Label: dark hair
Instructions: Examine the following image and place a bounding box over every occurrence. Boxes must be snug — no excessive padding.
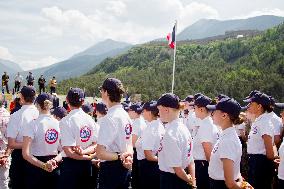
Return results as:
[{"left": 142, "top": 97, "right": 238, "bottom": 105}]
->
[
  {"left": 229, "top": 114, "right": 244, "bottom": 125},
  {"left": 262, "top": 104, "right": 273, "bottom": 113},
  {"left": 104, "top": 87, "right": 124, "bottom": 102},
  {"left": 150, "top": 109, "right": 159, "bottom": 118},
  {"left": 23, "top": 96, "right": 35, "bottom": 103},
  {"left": 68, "top": 99, "right": 83, "bottom": 108}
]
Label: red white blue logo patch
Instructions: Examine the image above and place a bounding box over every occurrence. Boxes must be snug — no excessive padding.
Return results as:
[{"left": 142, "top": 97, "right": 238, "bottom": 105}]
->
[
  {"left": 125, "top": 124, "right": 132, "bottom": 139},
  {"left": 80, "top": 126, "right": 92, "bottom": 142},
  {"left": 45, "top": 129, "right": 59, "bottom": 144}
]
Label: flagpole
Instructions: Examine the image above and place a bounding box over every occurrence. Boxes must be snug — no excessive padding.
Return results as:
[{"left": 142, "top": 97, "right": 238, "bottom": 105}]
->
[{"left": 171, "top": 21, "right": 177, "bottom": 93}]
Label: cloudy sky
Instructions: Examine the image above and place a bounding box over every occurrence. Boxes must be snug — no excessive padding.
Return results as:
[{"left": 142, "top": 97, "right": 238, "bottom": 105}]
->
[{"left": 0, "top": 0, "right": 283, "bottom": 70}]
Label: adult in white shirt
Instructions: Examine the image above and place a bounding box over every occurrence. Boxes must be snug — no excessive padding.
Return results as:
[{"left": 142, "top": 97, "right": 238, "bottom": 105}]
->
[
  {"left": 96, "top": 78, "right": 133, "bottom": 189},
  {"left": 207, "top": 97, "right": 243, "bottom": 189},
  {"left": 22, "top": 93, "right": 61, "bottom": 189},
  {"left": 136, "top": 101, "right": 164, "bottom": 189},
  {"left": 59, "top": 88, "right": 97, "bottom": 189},
  {"left": 245, "top": 92, "right": 275, "bottom": 189},
  {"left": 193, "top": 95, "right": 219, "bottom": 189},
  {"left": 7, "top": 86, "right": 39, "bottom": 189},
  {"left": 157, "top": 93, "right": 196, "bottom": 189},
  {"left": 14, "top": 72, "right": 23, "bottom": 92}
]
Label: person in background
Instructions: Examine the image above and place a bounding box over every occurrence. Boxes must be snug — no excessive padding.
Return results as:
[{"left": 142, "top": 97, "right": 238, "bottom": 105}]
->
[
  {"left": 49, "top": 76, "right": 57, "bottom": 94},
  {"left": 95, "top": 102, "right": 107, "bottom": 124},
  {"left": 157, "top": 93, "right": 196, "bottom": 189},
  {"left": 10, "top": 97, "right": 22, "bottom": 114},
  {"left": 244, "top": 92, "right": 275, "bottom": 189},
  {"left": 2, "top": 72, "right": 9, "bottom": 94},
  {"left": 14, "top": 72, "right": 23, "bottom": 93},
  {"left": 0, "top": 100, "right": 10, "bottom": 189},
  {"left": 26, "top": 72, "right": 35, "bottom": 86},
  {"left": 59, "top": 88, "right": 97, "bottom": 189},
  {"left": 52, "top": 93, "right": 59, "bottom": 109},
  {"left": 38, "top": 75, "right": 46, "bottom": 94},
  {"left": 7, "top": 86, "right": 39, "bottom": 189},
  {"left": 96, "top": 78, "right": 133, "bottom": 189},
  {"left": 22, "top": 93, "right": 61, "bottom": 189},
  {"left": 51, "top": 107, "right": 67, "bottom": 121},
  {"left": 207, "top": 97, "right": 244, "bottom": 189},
  {"left": 82, "top": 103, "right": 94, "bottom": 117}
]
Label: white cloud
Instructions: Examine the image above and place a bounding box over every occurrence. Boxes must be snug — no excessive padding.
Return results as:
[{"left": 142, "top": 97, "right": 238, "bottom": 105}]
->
[
  {"left": 39, "top": 1, "right": 219, "bottom": 43},
  {"left": 20, "top": 56, "right": 59, "bottom": 71},
  {"left": 0, "top": 46, "right": 13, "bottom": 61}
]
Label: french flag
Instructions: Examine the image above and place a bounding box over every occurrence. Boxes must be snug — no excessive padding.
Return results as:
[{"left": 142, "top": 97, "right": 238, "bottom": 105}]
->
[{"left": 166, "top": 24, "right": 176, "bottom": 49}]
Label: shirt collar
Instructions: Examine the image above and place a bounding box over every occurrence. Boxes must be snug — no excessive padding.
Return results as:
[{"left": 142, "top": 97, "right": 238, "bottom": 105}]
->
[{"left": 108, "top": 104, "right": 123, "bottom": 113}]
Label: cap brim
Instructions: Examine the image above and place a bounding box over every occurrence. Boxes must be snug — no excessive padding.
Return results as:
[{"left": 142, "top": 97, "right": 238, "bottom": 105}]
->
[
  {"left": 206, "top": 105, "right": 217, "bottom": 111},
  {"left": 275, "top": 103, "right": 284, "bottom": 109},
  {"left": 241, "top": 105, "right": 248, "bottom": 111},
  {"left": 243, "top": 98, "right": 252, "bottom": 103},
  {"left": 188, "top": 102, "right": 195, "bottom": 106}
]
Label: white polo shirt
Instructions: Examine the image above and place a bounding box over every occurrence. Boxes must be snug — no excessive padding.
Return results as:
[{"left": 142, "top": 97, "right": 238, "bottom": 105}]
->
[
  {"left": 208, "top": 127, "right": 242, "bottom": 180},
  {"left": 247, "top": 113, "right": 274, "bottom": 155},
  {"left": 7, "top": 105, "right": 39, "bottom": 143},
  {"left": 23, "top": 114, "right": 60, "bottom": 156},
  {"left": 132, "top": 116, "right": 147, "bottom": 138},
  {"left": 97, "top": 104, "right": 133, "bottom": 154},
  {"left": 266, "top": 112, "right": 282, "bottom": 136},
  {"left": 193, "top": 116, "right": 219, "bottom": 160},
  {"left": 136, "top": 119, "right": 165, "bottom": 160},
  {"left": 186, "top": 110, "right": 200, "bottom": 138},
  {"left": 158, "top": 118, "right": 193, "bottom": 174},
  {"left": 234, "top": 123, "right": 246, "bottom": 137},
  {"left": 278, "top": 141, "right": 284, "bottom": 180},
  {"left": 60, "top": 108, "right": 97, "bottom": 150}
]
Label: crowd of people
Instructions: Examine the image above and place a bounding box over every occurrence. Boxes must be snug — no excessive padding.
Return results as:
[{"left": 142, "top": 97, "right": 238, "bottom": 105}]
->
[
  {"left": 0, "top": 77, "right": 283, "bottom": 189},
  {"left": 1, "top": 71, "right": 57, "bottom": 94}
]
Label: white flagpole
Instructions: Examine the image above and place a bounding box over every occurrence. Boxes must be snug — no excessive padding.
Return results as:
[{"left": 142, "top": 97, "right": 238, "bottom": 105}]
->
[{"left": 171, "top": 21, "right": 177, "bottom": 93}]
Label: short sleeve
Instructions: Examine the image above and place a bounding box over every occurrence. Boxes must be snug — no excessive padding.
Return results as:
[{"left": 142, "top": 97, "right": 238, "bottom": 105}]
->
[
  {"left": 271, "top": 118, "right": 282, "bottom": 135},
  {"left": 60, "top": 119, "right": 76, "bottom": 147},
  {"left": 97, "top": 116, "right": 117, "bottom": 147},
  {"left": 22, "top": 121, "right": 35, "bottom": 139},
  {"left": 92, "top": 121, "right": 100, "bottom": 143},
  {"left": 219, "top": 139, "right": 239, "bottom": 162},
  {"left": 7, "top": 113, "right": 20, "bottom": 139},
  {"left": 162, "top": 133, "right": 182, "bottom": 167},
  {"left": 142, "top": 127, "right": 155, "bottom": 150},
  {"left": 198, "top": 124, "right": 213, "bottom": 143},
  {"left": 259, "top": 120, "right": 274, "bottom": 138}
]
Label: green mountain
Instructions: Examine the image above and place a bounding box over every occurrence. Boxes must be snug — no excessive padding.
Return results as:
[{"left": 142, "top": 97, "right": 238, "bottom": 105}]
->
[
  {"left": 177, "top": 15, "right": 284, "bottom": 40},
  {"left": 24, "top": 39, "right": 132, "bottom": 81},
  {"left": 57, "top": 22, "right": 284, "bottom": 103}
]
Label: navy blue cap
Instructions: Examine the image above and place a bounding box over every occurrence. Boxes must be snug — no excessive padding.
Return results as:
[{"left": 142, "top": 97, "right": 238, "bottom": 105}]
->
[
  {"left": 143, "top": 101, "right": 158, "bottom": 112},
  {"left": 275, "top": 103, "right": 284, "bottom": 109},
  {"left": 243, "top": 92, "right": 271, "bottom": 107},
  {"left": 96, "top": 102, "right": 107, "bottom": 114},
  {"left": 35, "top": 93, "right": 52, "bottom": 104},
  {"left": 217, "top": 94, "right": 229, "bottom": 101},
  {"left": 194, "top": 95, "right": 212, "bottom": 107},
  {"left": 121, "top": 102, "right": 130, "bottom": 111},
  {"left": 157, "top": 93, "right": 180, "bottom": 109},
  {"left": 244, "top": 90, "right": 261, "bottom": 100},
  {"left": 82, "top": 103, "right": 93, "bottom": 114},
  {"left": 20, "top": 86, "right": 36, "bottom": 97},
  {"left": 51, "top": 107, "right": 67, "bottom": 119},
  {"left": 67, "top": 88, "right": 84, "bottom": 104},
  {"left": 129, "top": 103, "right": 143, "bottom": 114},
  {"left": 194, "top": 93, "right": 203, "bottom": 100},
  {"left": 207, "top": 97, "right": 241, "bottom": 118},
  {"left": 183, "top": 95, "right": 194, "bottom": 102},
  {"left": 101, "top": 78, "right": 125, "bottom": 93}
]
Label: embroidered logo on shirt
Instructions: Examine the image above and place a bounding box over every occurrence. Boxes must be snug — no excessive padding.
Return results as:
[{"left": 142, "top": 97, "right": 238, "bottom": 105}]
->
[
  {"left": 80, "top": 126, "right": 92, "bottom": 142},
  {"left": 252, "top": 126, "right": 258, "bottom": 134},
  {"left": 125, "top": 124, "right": 132, "bottom": 139},
  {"left": 187, "top": 140, "right": 192, "bottom": 157},
  {"left": 158, "top": 136, "right": 164, "bottom": 152},
  {"left": 45, "top": 129, "right": 59, "bottom": 144}
]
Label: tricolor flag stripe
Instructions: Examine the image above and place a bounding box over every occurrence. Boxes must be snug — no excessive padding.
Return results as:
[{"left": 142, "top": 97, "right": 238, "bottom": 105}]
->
[{"left": 167, "top": 24, "right": 176, "bottom": 49}]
